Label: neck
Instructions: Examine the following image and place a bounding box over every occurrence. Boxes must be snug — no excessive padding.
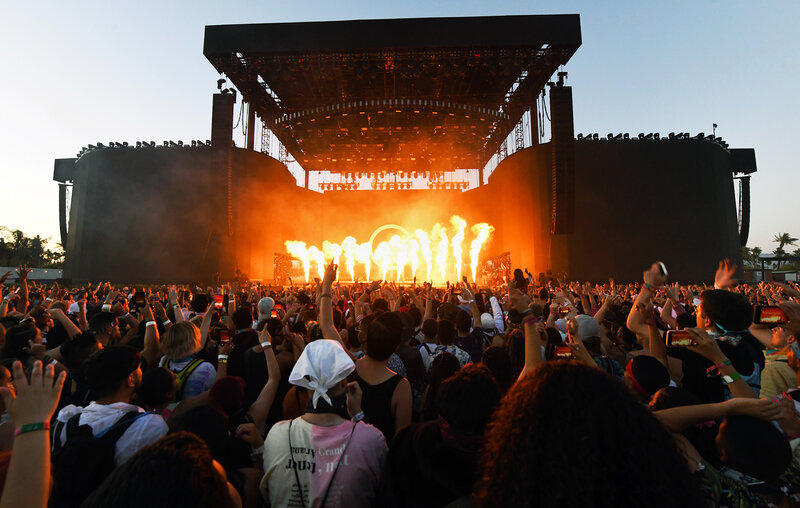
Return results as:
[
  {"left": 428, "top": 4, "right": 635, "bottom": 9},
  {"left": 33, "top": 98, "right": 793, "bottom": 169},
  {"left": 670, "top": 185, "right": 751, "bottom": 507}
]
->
[
  {"left": 96, "top": 388, "right": 132, "bottom": 406},
  {"left": 301, "top": 412, "right": 346, "bottom": 427},
  {"left": 360, "top": 355, "right": 388, "bottom": 368}
]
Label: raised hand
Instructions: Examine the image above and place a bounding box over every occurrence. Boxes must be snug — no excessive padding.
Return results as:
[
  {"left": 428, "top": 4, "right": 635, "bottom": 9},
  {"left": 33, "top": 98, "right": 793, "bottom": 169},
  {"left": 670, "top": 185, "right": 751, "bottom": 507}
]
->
[
  {"left": 16, "top": 265, "right": 32, "bottom": 280},
  {"left": 643, "top": 262, "right": 667, "bottom": 288},
  {"left": 0, "top": 361, "right": 66, "bottom": 428},
  {"left": 714, "top": 259, "right": 737, "bottom": 290}
]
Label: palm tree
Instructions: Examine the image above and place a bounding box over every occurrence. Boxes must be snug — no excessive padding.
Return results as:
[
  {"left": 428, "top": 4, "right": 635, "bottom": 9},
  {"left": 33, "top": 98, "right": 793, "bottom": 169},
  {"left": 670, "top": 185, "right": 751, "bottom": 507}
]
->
[
  {"left": 773, "top": 233, "right": 798, "bottom": 269},
  {"left": 751, "top": 246, "right": 762, "bottom": 266}
]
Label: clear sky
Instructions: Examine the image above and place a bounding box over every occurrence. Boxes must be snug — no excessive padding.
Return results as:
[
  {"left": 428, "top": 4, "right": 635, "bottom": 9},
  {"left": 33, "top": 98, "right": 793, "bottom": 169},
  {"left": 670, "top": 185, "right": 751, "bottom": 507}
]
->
[{"left": 1, "top": 0, "right": 798, "bottom": 254}]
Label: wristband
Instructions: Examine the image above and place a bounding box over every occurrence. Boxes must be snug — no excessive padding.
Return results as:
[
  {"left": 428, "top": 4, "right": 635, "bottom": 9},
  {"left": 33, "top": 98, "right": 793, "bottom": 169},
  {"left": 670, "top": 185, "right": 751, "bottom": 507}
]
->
[
  {"left": 14, "top": 422, "right": 50, "bottom": 437},
  {"left": 320, "top": 293, "right": 331, "bottom": 299},
  {"left": 260, "top": 341, "right": 272, "bottom": 349},
  {"left": 102, "top": 304, "right": 111, "bottom": 312},
  {"left": 721, "top": 372, "right": 742, "bottom": 385},
  {"left": 45, "top": 297, "right": 53, "bottom": 302},
  {"left": 351, "top": 411, "right": 365, "bottom": 422},
  {"left": 217, "top": 355, "right": 229, "bottom": 363},
  {"left": 119, "top": 312, "right": 130, "bottom": 320},
  {"left": 251, "top": 444, "right": 265, "bottom": 456},
  {"left": 705, "top": 359, "right": 732, "bottom": 377},
  {"left": 522, "top": 315, "right": 540, "bottom": 326},
  {"left": 163, "top": 319, "right": 171, "bottom": 326},
  {"left": 145, "top": 320, "right": 157, "bottom": 327},
  {"left": 172, "top": 304, "right": 180, "bottom": 309},
  {"left": 642, "top": 283, "right": 656, "bottom": 292}
]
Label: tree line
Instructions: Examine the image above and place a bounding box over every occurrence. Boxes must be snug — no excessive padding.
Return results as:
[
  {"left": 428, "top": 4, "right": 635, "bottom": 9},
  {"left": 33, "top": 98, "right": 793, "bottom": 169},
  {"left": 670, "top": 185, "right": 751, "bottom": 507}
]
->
[{"left": 0, "top": 227, "right": 64, "bottom": 268}]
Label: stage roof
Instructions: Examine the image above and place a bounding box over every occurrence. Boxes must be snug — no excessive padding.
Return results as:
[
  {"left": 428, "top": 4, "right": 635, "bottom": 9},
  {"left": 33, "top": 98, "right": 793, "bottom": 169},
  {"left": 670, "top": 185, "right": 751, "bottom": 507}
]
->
[{"left": 204, "top": 15, "right": 581, "bottom": 174}]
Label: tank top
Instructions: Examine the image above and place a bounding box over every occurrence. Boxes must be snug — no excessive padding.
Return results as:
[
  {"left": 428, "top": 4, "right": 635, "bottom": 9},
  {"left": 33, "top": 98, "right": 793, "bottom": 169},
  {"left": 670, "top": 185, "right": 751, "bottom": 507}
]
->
[{"left": 354, "top": 371, "right": 403, "bottom": 441}]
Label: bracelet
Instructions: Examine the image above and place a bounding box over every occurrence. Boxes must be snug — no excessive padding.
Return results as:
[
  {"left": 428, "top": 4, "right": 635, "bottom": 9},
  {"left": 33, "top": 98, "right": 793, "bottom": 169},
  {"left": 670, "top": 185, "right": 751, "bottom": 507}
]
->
[
  {"left": 163, "top": 319, "right": 171, "bottom": 326},
  {"left": 102, "top": 304, "right": 111, "bottom": 312},
  {"left": 145, "top": 320, "right": 157, "bottom": 327},
  {"left": 218, "top": 355, "right": 229, "bottom": 363},
  {"left": 705, "top": 359, "right": 732, "bottom": 377},
  {"left": 351, "top": 411, "right": 365, "bottom": 422},
  {"left": 320, "top": 294, "right": 331, "bottom": 299},
  {"left": 14, "top": 422, "right": 50, "bottom": 437},
  {"left": 260, "top": 341, "right": 272, "bottom": 349},
  {"left": 721, "top": 372, "right": 742, "bottom": 385},
  {"left": 522, "top": 315, "right": 540, "bottom": 326},
  {"left": 642, "top": 283, "right": 657, "bottom": 292}
]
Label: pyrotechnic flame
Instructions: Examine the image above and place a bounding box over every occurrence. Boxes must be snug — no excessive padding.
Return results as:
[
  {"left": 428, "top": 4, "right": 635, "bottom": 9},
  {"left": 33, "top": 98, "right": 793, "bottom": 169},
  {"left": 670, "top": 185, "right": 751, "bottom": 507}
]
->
[
  {"left": 307, "top": 246, "right": 325, "bottom": 281},
  {"left": 407, "top": 239, "right": 420, "bottom": 280},
  {"left": 432, "top": 224, "right": 448, "bottom": 284},
  {"left": 414, "top": 230, "right": 432, "bottom": 281},
  {"left": 285, "top": 241, "right": 311, "bottom": 282},
  {"left": 284, "top": 216, "right": 495, "bottom": 284},
  {"left": 450, "top": 216, "right": 467, "bottom": 282},
  {"left": 389, "top": 235, "right": 409, "bottom": 282},
  {"left": 374, "top": 241, "right": 391, "bottom": 282},
  {"left": 356, "top": 242, "right": 372, "bottom": 281},
  {"left": 341, "top": 236, "right": 358, "bottom": 281},
  {"left": 469, "top": 223, "right": 494, "bottom": 282}
]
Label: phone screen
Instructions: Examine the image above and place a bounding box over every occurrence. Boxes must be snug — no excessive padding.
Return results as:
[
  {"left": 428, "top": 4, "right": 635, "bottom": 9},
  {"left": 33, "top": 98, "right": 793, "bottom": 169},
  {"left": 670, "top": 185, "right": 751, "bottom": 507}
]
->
[
  {"left": 553, "top": 345, "right": 574, "bottom": 359},
  {"left": 755, "top": 306, "right": 788, "bottom": 325},
  {"left": 666, "top": 330, "right": 693, "bottom": 347},
  {"left": 219, "top": 329, "right": 230, "bottom": 343},
  {"left": 214, "top": 294, "right": 224, "bottom": 310}
]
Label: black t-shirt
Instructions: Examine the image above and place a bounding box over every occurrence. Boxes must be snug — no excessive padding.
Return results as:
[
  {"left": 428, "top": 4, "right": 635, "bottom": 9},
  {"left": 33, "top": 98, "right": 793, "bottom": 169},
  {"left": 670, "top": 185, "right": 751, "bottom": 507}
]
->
[{"left": 228, "top": 330, "right": 259, "bottom": 378}]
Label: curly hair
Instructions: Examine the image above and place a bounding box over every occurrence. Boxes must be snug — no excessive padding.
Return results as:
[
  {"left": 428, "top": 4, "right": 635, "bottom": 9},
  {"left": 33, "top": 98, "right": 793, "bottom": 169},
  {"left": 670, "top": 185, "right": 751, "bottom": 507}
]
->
[
  {"left": 82, "top": 431, "right": 235, "bottom": 508},
  {"left": 475, "top": 362, "right": 705, "bottom": 507}
]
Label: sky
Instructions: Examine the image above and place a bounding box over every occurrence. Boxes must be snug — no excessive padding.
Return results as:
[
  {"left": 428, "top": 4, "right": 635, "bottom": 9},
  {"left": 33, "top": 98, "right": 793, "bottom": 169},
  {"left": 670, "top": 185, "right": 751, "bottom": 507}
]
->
[{"left": 1, "top": 0, "right": 798, "bottom": 254}]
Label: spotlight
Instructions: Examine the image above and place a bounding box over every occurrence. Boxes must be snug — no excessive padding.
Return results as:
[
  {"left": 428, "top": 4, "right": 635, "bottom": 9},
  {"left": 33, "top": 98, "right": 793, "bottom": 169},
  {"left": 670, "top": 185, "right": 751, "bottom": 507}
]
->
[
  {"left": 696, "top": 133, "right": 704, "bottom": 140},
  {"left": 653, "top": 133, "right": 660, "bottom": 140},
  {"left": 97, "top": 142, "right": 105, "bottom": 148},
  {"left": 122, "top": 141, "right": 128, "bottom": 147},
  {"left": 592, "top": 133, "right": 599, "bottom": 140},
  {"left": 178, "top": 140, "right": 184, "bottom": 147},
  {"left": 637, "top": 133, "right": 644, "bottom": 140},
  {"left": 191, "top": 140, "right": 197, "bottom": 147},
  {"left": 668, "top": 132, "right": 676, "bottom": 139},
  {"left": 614, "top": 133, "right": 623, "bottom": 140},
  {"left": 136, "top": 141, "right": 142, "bottom": 148},
  {"left": 577, "top": 133, "right": 584, "bottom": 140},
  {"left": 607, "top": 133, "right": 614, "bottom": 139},
  {"left": 623, "top": 133, "right": 630, "bottom": 139}
]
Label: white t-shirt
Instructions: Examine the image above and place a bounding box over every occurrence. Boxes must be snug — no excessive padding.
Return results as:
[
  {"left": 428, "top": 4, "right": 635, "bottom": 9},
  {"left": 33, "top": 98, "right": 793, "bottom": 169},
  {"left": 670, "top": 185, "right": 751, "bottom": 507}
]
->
[{"left": 56, "top": 401, "right": 168, "bottom": 466}]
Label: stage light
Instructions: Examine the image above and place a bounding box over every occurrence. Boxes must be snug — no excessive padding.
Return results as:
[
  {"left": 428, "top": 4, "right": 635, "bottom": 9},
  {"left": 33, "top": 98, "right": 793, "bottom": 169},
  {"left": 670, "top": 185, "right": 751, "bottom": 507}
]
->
[
  {"left": 669, "top": 132, "right": 676, "bottom": 139},
  {"left": 696, "top": 133, "right": 704, "bottom": 140},
  {"left": 577, "top": 133, "right": 583, "bottom": 140},
  {"left": 654, "top": 133, "right": 660, "bottom": 140},
  {"left": 607, "top": 133, "right": 614, "bottom": 139},
  {"left": 614, "top": 133, "right": 623, "bottom": 140},
  {"left": 592, "top": 133, "right": 599, "bottom": 140},
  {"left": 623, "top": 133, "right": 630, "bottom": 139},
  {"left": 97, "top": 143, "right": 105, "bottom": 148},
  {"left": 637, "top": 133, "right": 644, "bottom": 140}
]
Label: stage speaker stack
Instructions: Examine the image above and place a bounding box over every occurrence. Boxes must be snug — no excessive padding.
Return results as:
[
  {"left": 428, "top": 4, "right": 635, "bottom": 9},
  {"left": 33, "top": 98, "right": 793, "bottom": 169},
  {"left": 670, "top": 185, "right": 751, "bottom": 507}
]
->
[
  {"left": 549, "top": 85, "right": 575, "bottom": 234},
  {"left": 211, "top": 93, "right": 235, "bottom": 149}
]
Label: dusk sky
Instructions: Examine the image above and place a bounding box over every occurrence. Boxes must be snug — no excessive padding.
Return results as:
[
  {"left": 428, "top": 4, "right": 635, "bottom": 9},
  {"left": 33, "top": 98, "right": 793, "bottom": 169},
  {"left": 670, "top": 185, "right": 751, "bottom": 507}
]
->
[{"left": 1, "top": 0, "right": 798, "bottom": 258}]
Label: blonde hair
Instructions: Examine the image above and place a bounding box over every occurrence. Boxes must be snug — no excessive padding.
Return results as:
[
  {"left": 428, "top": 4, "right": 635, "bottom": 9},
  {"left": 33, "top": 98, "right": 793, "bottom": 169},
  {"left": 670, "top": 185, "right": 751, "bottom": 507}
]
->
[{"left": 162, "top": 321, "right": 201, "bottom": 359}]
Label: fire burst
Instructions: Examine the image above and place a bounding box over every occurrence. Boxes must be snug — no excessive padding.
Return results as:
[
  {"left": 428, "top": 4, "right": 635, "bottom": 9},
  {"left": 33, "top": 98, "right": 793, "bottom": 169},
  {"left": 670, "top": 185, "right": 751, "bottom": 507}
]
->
[{"left": 283, "top": 215, "right": 494, "bottom": 284}]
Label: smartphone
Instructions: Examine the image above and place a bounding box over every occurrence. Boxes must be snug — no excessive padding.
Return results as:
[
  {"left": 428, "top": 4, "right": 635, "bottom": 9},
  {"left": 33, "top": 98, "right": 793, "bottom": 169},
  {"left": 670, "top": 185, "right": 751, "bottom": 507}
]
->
[
  {"left": 553, "top": 345, "right": 574, "bottom": 359},
  {"left": 558, "top": 305, "right": 570, "bottom": 317},
  {"left": 452, "top": 289, "right": 462, "bottom": 295},
  {"left": 270, "top": 310, "right": 279, "bottom": 318},
  {"left": 665, "top": 330, "right": 693, "bottom": 347},
  {"left": 753, "top": 305, "right": 788, "bottom": 325},
  {"left": 219, "top": 329, "right": 230, "bottom": 344},
  {"left": 214, "top": 294, "right": 224, "bottom": 310},
  {"left": 308, "top": 304, "right": 316, "bottom": 311},
  {"left": 133, "top": 291, "right": 146, "bottom": 308}
]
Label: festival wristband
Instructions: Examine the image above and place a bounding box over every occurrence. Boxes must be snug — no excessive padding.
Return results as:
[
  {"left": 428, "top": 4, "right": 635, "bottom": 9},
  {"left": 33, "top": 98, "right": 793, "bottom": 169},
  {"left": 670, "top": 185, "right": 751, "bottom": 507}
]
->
[
  {"left": 351, "top": 411, "right": 365, "bottom": 422},
  {"left": 102, "top": 304, "right": 111, "bottom": 312},
  {"left": 721, "top": 372, "right": 742, "bottom": 385},
  {"left": 643, "top": 283, "right": 656, "bottom": 292},
  {"left": 260, "top": 341, "right": 272, "bottom": 349},
  {"left": 14, "top": 422, "right": 50, "bottom": 437},
  {"left": 145, "top": 320, "right": 156, "bottom": 327},
  {"left": 705, "top": 359, "right": 732, "bottom": 377},
  {"left": 217, "top": 355, "right": 229, "bottom": 363},
  {"left": 163, "top": 319, "right": 171, "bottom": 326}
]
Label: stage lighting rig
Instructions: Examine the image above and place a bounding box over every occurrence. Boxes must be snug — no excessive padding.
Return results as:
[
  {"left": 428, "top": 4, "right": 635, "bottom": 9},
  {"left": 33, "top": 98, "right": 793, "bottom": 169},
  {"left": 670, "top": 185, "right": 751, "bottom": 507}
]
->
[
  {"left": 696, "top": 133, "right": 704, "bottom": 140},
  {"left": 653, "top": 133, "right": 660, "bottom": 140}
]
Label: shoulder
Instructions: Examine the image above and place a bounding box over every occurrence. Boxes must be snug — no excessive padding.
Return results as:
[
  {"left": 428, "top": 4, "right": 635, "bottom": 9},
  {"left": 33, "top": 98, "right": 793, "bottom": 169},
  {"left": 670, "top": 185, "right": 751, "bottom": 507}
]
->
[{"left": 354, "top": 421, "right": 388, "bottom": 450}]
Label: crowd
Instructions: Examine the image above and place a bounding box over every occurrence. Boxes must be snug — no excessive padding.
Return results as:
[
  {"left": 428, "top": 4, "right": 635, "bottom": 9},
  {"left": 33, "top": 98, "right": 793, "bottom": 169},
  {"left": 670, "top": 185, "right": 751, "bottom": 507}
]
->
[{"left": 0, "top": 259, "right": 799, "bottom": 507}]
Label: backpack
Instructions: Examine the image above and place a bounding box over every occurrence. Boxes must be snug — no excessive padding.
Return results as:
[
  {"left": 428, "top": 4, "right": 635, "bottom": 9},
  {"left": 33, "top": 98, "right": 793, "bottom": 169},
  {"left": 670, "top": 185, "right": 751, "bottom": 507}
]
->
[
  {"left": 50, "top": 410, "right": 148, "bottom": 508},
  {"left": 159, "top": 357, "right": 205, "bottom": 400}
]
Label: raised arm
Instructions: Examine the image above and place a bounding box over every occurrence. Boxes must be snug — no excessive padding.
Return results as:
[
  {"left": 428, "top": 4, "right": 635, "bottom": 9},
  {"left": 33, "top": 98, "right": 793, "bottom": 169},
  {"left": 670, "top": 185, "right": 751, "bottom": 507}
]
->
[
  {"left": 462, "top": 282, "right": 482, "bottom": 329},
  {"left": 48, "top": 308, "right": 81, "bottom": 339},
  {"left": 168, "top": 287, "right": 185, "bottom": 324},
  {"left": 16, "top": 266, "right": 31, "bottom": 314},
  {"left": 654, "top": 397, "right": 780, "bottom": 433},
  {"left": 684, "top": 328, "right": 757, "bottom": 399},
  {"left": 319, "top": 262, "right": 342, "bottom": 343},
  {"left": 140, "top": 305, "right": 161, "bottom": 370},
  {"left": 198, "top": 306, "right": 215, "bottom": 350},
  {"left": 247, "top": 327, "right": 281, "bottom": 431}
]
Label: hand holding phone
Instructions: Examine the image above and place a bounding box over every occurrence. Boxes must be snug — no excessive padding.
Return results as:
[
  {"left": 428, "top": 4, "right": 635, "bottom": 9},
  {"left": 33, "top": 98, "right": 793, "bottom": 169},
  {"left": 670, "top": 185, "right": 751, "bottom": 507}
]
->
[
  {"left": 754, "top": 305, "right": 789, "bottom": 325},
  {"left": 665, "top": 330, "right": 694, "bottom": 347}
]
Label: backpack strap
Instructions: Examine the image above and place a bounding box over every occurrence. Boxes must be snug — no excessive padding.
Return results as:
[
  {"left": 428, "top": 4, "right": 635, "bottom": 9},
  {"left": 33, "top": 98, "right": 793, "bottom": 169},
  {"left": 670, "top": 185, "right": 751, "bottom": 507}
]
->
[
  {"left": 174, "top": 358, "right": 206, "bottom": 398},
  {"left": 95, "top": 410, "right": 152, "bottom": 441}
]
